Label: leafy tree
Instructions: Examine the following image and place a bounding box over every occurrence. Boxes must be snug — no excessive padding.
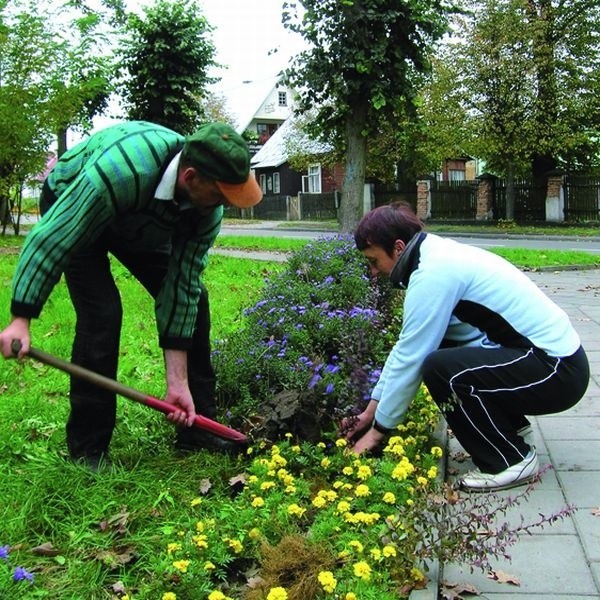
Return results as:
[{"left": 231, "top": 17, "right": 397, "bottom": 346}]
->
[
  {"left": 118, "top": 0, "right": 218, "bottom": 135},
  {"left": 282, "top": 0, "right": 450, "bottom": 231},
  {"left": 0, "top": 0, "right": 120, "bottom": 234}
]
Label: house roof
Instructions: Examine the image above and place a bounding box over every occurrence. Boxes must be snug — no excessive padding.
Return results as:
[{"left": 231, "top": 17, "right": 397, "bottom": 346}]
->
[{"left": 251, "top": 117, "right": 331, "bottom": 169}]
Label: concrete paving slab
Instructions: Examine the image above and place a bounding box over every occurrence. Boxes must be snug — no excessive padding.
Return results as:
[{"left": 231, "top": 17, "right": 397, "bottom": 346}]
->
[
  {"left": 537, "top": 415, "right": 600, "bottom": 440},
  {"left": 545, "top": 440, "right": 600, "bottom": 471},
  {"left": 442, "top": 535, "right": 597, "bottom": 596},
  {"left": 572, "top": 508, "right": 600, "bottom": 562},
  {"left": 556, "top": 471, "right": 600, "bottom": 508}
]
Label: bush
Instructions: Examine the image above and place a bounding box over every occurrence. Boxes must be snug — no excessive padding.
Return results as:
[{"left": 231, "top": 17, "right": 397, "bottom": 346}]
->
[{"left": 212, "top": 235, "right": 402, "bottom": 440}]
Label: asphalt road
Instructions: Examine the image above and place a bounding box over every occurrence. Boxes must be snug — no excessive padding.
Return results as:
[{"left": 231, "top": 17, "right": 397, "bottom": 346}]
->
[{"left": 220, "top": 222, "right": 600, "bottom": 254}]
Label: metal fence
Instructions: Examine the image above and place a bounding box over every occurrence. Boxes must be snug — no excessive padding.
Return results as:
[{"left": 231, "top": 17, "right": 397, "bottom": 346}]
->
[
  {"left": 493, "top": 179, "right": 546, "bottom": 221},
  {"left": 564, "top": 175, "right": 600, "bottom": 221},
  {"left": 430, "top": 180, "right": 478, "bottom": 220}
]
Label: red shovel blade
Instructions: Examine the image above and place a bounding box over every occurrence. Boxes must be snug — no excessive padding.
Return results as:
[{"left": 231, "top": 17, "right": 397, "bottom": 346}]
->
[{"left": 14, "top": 342, "right": 248, "bottom": 444}]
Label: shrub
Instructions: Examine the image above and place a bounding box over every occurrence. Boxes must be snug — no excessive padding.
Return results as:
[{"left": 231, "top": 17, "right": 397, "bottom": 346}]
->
[{"left": 212, "top": 235, "right": 402, "bottom": 440}]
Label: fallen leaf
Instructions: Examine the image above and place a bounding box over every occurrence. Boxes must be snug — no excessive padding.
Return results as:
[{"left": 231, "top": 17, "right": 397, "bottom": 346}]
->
[
  {"left": 487, "top": 569, "right": 521, "bottom": 585},
  {"left": 31, "top": 542, "right": 60, "bottom": 557},
  {"left": 199, "top": 478, "right": 212, "bottom": 495},
  {"left": 94, "top": 546, "right": 137, "bottom": 569},
  {"left": 99, "top": 509, "right": 130, "bottom": 535},
  {"left": 440, "top": 579, "right": 480, "bottom": 599},
  {"left": 111, "top": 581, "right": 126, "bottom": 594}
]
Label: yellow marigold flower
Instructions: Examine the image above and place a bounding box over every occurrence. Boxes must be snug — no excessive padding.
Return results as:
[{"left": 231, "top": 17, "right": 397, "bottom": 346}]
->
[
  {"left": 122, "top": 595, "right": 130, "bottom": 600},
  {"left": 406, "top": 498, "right": 414, "bottom": 506},
  {"left": 312, "top": 495, "right": 327, "bottom": 508},
  {"left": 370, "top": 547, "right": 381, "bottom": 560},
  {"left": 224, "top": 538, "right": 243, "bottom": 553},
  {"left": 285, "top": 432, "right": 293, "bottom": 438},
  {"left": 349, "top": 540, "right": 364, "bottom": 553},
  {"left": 172, "top": 559, "right": 190, "bottom": 573},
  {"left": 208, "top": 592, "right": 227, "bottom": 600},
  {"left": 190, "top": 497, "right": 202, "bottom": 507},
  {"left": 345, "top": 594, "right": 357, "bottom": 600},
  {"left": 321, "top": 457, "right": 331, "bottom": 468},
  {"left": 342, "top": 466, "right": 354, "bottom": 476},
  {"left": 248, "top": 527, "right": 262, "bottom": 540},
  {"left": 430, "top": 446, "right": 443, "bottom": 458},
  {"left": 356, "top": 465, "right": 372, "bottom": 480},
  {"left": 162, "top": 593, "right": 177, "bottom": 600},
  {"left": 411, "top": 567, "right": 425, "bottom": 581},
  {"left": 335, "top": 438, "right": 347, "bottom": 447},
  {"left": 317, "top": 570, "right": 337, "bottom": 593},
  {"left": 271, "top": 445, "right": 281, "bottom": 455},
  {"left": 317, "top": 442, "right": 326, "bottom": 449},
  {"left": 251, "top": 496, "right": 265, "bottom": 508},
  {"left": 287, "top": 503, "right": 307, "bottom": 518},
  {"left": 353, "top": 560, "right": 372, "bottom": 581},
  {"left": 285, "top": 485, "right": 297, "bottom": 494},
  {"left": 195, "top": 521, "right": 205, "bottom": 533},
  {"left": 192, "top": 534, "right": 208, "bottom": 549},
  {"left": 382, "top": 492, "right": 396, "bottom": 504},
  {"left": 355, "top": 484, "right": 371, "bottom": 497},
  {"left": 382, "top": 544, "right": 397, "bottom": 558},
  {"left": 246, "top": 446, "right": 253, "bottom": 455},
  {"left": 167, "top": 542, "right": 181, "bottom": 555},
  {"left": 291, "top": 445, "right": 301, "bottom": 453},
  {"left": 266, "top": 586, "right": 288, "bottom": 600},
  {"left": 204, "top": 561, "right": 216, "bottom": 570},
  {"left": 417, "top": 476, "right": 428, "bottom": 486},
  {"left": 332, "top": 480, "right": 344, "bottom": 489},
  {"left": 260, "top": 481, "right": 276, "bottom": 490},
  {"left": 248, "top": 475, "right": 259, "bottom": 484},
  {"left": 427, "top": 466, "right": 438, "bottom": 479},
  {"left": 336, "top": 500, "right": 351, "bottom": 513}
]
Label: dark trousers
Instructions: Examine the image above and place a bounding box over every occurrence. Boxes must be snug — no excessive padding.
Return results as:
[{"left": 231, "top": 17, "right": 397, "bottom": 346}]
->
[
  {"left": 61, "top": 238, "right": 216, "bottom": 459},
  {"left": 422, "top": 345, "right": 589, "bottom": 474}
]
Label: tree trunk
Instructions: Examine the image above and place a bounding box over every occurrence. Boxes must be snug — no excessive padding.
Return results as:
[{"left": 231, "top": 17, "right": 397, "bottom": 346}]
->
[
  {"left": 339, "top": 102, "right": 368, "bottom": 232},
  {"left": 505, "top": 162, "right": 515, "bottom": 221},
  {"left": 57, "top": 127, "right": 68, "bottom": 157}
]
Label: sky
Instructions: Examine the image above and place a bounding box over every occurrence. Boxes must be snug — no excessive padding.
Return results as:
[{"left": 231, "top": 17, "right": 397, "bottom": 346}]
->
[{"left": 90, "top": 0, "right": 306, "bottom": 131}]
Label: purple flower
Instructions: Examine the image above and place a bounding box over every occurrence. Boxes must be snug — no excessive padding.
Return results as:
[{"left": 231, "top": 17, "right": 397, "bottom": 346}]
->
[
  {"left": 0, "top": 545, "right": 9, "bottom": 559},
  {"left": 13, "top": 566, "right": 34, "bottom": 583},
  {"left": 308, "top": 373, "right": 322, "bottom": 389},
  {"left": 325, "top": 383, "right": 335, "bottom": 395}
]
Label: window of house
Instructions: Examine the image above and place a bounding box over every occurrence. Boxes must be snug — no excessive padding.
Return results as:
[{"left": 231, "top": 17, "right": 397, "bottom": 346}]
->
[
  {"left": 278, "top": 91, "right": 287, "bottom": 106},
  {"left": 448, "top": 169, "right": 466, "bottom": 181},
  {"left": 259, "top": 173, "right": 267, "bottom": 193},
  {"left": 273, "top": 172, "right": 281, "bottom": 194},
  {"left": 307, "top": 165, "right": 321, "bottom": 193}
]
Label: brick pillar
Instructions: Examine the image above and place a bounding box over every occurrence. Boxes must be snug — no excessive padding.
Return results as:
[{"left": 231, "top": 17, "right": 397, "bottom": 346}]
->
[
  {"left": 416, "top": 180, "right": 431, "bottom": 220},
  {"left": 545, "top": 170, "right": 564, "bottom": 222},
  {"left": 476, "top": 173, "right": 496, "bottom": 220}
]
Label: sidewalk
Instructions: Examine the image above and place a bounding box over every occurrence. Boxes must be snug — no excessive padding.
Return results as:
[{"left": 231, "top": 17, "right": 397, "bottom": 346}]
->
[{"left": 441, "top": 268, "right": 600, "bottom": 599}]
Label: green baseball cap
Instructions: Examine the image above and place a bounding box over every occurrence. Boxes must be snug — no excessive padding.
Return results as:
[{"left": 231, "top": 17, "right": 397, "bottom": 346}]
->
[{"left": 182, "top": 122, "right": 263, "bottom": 208}]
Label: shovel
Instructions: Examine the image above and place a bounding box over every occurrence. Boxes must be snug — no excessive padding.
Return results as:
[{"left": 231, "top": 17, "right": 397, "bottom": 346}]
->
[{"left": 12, "top": 341, "right": 248, "bottom": 444}]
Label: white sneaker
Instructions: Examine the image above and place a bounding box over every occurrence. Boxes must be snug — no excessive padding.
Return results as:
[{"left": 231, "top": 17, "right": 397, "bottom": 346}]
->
[
  {"left": 517, "top": 424, "right": 535, "bottom": 448},
  {"left": 458, "top": 450, "right": 539, "bottom": 492}
]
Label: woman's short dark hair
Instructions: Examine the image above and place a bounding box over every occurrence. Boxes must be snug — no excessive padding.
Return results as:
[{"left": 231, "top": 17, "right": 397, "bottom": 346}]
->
[{"left": 354, "top": 202, "right": 424, "bottom": 255}]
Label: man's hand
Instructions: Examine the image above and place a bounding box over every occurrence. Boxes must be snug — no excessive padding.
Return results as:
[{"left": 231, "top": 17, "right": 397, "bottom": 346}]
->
[
  {"left": 0, "top": 317, "right": 31, "bottom": 359},
  {"left": 164, "top": 349, "right": 196, "bottom": 427}
]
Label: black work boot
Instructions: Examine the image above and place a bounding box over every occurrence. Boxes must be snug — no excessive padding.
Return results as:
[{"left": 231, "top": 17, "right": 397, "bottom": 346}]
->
[{"left": 175, "top": 427, "right": 246, "bottom": 455}]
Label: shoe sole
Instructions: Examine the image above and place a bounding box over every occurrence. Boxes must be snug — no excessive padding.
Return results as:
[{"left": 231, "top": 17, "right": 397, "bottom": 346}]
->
[{"left": 457, "top": 471, "right": 539, "bottom": 492}]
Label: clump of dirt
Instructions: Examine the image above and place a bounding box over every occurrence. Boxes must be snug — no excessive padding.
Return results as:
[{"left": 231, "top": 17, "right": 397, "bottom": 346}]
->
[{"left": 253, "top": 389, "right": 333, "bottom": 442}]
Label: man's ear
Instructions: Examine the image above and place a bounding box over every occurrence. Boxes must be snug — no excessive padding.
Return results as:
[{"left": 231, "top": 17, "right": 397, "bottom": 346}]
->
[{"left": 180, "top": 167, "right": 197, "bottom": 184}]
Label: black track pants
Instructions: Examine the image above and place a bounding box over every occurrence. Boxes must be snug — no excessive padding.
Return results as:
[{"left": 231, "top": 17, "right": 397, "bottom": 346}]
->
[{"left": 422, "top": 345, "right": 589, "bottom": 473}]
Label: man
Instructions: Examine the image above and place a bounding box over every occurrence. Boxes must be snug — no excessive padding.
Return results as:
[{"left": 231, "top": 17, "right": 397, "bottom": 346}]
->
[
  {"left": 342, "top": 203, "right": 589, "bottom": 491},
  {"left": 0, "top": 120, "right": 262, "bottom": 468}
]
